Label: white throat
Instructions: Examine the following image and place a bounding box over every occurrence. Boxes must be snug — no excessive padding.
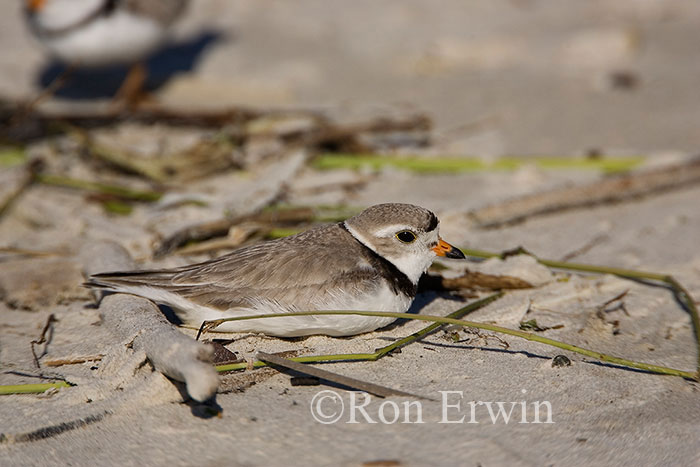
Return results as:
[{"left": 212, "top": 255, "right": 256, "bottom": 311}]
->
[{"left": 344, "top": 221, "right": 433, "bottom": 285}]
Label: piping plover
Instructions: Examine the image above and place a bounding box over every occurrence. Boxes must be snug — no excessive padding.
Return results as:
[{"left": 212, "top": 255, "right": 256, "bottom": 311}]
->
[
  {"left": 87, "top": 203, "right": 466, "bottom": 337},
  {"left": 24, "top": 0, "right": 189, "bottom": 102}
]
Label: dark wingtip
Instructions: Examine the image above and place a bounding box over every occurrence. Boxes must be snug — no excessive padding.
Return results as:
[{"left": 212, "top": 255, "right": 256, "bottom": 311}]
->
[{"left": 82, "top": 279, "right": 111, "bottom": 290}]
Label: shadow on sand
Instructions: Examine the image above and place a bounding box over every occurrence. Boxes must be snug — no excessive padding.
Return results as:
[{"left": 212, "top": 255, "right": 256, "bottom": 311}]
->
[{"left": 35, "top": 30, "right": 226, "bottom": 100}]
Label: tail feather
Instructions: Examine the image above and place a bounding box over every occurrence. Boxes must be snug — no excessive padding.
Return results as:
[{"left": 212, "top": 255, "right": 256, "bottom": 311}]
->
[
  {"left": 85, "top": 268, "right": 254, "bottom": 314},
  {"left": 84, "top": 269, "right": 179, "bottom": 291}
]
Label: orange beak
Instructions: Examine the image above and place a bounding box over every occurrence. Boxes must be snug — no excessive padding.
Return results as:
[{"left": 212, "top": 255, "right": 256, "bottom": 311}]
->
[
  {"left": 432, "top": 237, "right": 465, "bottom": 259},
  {"left": 26, "top": 0, "right": 46, "bottom": 12}
]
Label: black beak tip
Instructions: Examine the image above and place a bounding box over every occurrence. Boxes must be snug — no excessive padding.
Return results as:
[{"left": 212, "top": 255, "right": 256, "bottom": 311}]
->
[{"left": 446, "top": 247, "right": 466, "bottom": 260}]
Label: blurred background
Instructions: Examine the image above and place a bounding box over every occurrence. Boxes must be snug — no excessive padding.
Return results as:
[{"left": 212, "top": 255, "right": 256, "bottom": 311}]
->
[
  {"left": 3, "top": 0, "right": 700, "bottom": 261},
  {"left": 3, "top": 0, "right": 700, "bottom": 154}
]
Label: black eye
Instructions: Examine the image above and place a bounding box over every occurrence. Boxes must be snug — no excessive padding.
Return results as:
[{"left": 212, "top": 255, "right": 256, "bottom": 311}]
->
[{"left": 396, "top": 230, "right": 417, "bottom": 243}]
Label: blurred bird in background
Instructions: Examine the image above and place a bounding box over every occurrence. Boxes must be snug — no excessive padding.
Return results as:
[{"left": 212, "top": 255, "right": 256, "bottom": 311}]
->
[{"left": 24, "top": 0, "right": 189, "bottom": 107}]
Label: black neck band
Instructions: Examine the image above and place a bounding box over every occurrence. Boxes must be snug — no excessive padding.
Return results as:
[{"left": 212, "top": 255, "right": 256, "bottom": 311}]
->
[{"left": 339, "top": 222, "right": 417, "bottom": 298}]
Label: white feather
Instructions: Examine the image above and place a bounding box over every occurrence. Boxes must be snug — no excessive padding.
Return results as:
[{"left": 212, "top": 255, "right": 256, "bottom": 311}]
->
[
  {"left": 109, "top": 283, "right": 409, "bottom": 337},
  {"left": 372, "top": 224, "right": 416, "bottom": 237},
  {"left": 31, "top": 3, "right": 167, "bottom": 65}
]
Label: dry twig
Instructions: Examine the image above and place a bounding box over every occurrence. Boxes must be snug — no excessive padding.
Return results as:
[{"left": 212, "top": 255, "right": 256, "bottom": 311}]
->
[
  {"left": 469, "top": 158, "right": 700, "bottom": 228},
  {"left": 257, "top": 351, "right": 430, "bottom": 400},
  {"left": 30, "top": 314, "right": 57, "bottom": 369}
]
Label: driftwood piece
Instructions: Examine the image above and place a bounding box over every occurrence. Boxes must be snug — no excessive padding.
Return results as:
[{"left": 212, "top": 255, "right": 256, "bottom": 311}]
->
[
  {"left": 420, "top": 270, "right": 533, "bottom": 292},
  {"left": 69, "top": 128, "right": 243, "bottom": 183},
  {"left": 2, "top": 105, "right": 259, "bottom": 141},
  {"left": 469, "top": 157, "right": 700, "bottom": 228},
  {"left": 82, "top": 241, "right": 219, "bottom": 402},
  {"left": 2, "top": 100, "right": 431, "bottom": 155}
]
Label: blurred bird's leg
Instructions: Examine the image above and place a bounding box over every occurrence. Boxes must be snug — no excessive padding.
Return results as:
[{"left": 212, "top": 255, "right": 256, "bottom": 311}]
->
[
  {"left": 11, "top": 64, "right": 75, "bottom": 124},
  {"left": 113, "top": 61, "right": 149, "bottom": 109},
  {"left": 33, "top": 63, "right": 76, "bottom": 105}
]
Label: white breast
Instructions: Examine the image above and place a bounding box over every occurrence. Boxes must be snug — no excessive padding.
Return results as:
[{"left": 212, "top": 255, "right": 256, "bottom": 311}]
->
[{"left": 38, "top": 10, "right": 167, "bottom": 66}]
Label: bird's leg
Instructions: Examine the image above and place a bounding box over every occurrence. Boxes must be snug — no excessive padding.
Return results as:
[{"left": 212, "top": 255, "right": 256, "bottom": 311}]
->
[
  {"left": 112, "top": 61, "right": 148, "bottom": 109},
  {"left": 10, "top": 64, "right": 75, "bottom": 125}
]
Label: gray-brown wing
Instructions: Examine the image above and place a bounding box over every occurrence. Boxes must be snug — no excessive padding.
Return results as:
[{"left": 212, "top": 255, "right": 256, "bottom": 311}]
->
[{"left": 89, "top": 224, "right": 381, "bottom": 310}]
